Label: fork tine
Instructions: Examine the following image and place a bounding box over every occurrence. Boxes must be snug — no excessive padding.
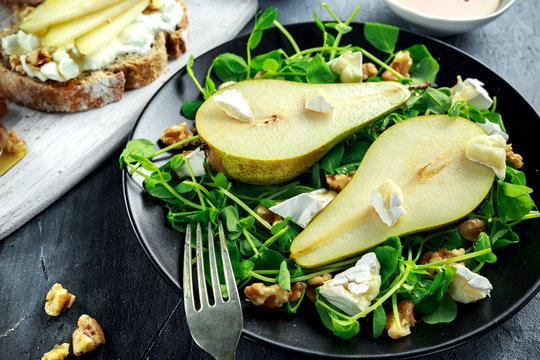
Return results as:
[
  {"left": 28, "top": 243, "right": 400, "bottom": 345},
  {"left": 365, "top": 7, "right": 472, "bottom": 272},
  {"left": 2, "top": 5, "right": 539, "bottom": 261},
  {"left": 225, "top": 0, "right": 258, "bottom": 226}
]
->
[
  {"left": 207, "top": 222, "right": 222, "bottom": 302},
  {"left": 218, "top": 222, "right": 240, "bottom": 302},
  {"left": 195, "top": 223, "right": 209, "bottom": 308},
  {"left": 183, "top": 225, "right": 194, "bottom": 310}
]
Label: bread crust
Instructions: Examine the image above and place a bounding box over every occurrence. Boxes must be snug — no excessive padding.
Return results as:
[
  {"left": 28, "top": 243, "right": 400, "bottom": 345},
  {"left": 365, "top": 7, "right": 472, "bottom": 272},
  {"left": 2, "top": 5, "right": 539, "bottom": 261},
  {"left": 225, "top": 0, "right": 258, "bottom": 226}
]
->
[
  {"left": 1, "top": 0, "right": 42, "bottom": 6},
  {"left": 0, "top": 0, "right": 188, "bottom": 112},
  {"left": 0, "top": 93, "right": 6, "bottom": 118}
]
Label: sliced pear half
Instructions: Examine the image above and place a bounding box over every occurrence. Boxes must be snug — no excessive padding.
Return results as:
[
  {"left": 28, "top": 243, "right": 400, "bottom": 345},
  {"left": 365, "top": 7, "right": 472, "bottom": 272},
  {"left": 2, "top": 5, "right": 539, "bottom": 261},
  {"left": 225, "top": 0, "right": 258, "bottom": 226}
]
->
[
  {"left": 290, "top": 115, "right": 495, "bottom": 268},
  {"left": 196, "top": 80, "right": 411, "bottom": 185}
]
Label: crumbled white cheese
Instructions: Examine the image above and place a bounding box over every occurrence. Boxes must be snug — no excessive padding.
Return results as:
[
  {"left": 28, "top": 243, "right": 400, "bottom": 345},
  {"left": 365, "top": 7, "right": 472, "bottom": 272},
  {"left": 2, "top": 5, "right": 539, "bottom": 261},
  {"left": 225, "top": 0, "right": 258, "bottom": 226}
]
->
[
  {"left": 448, "top": 264, "right": 493, "bottom": 304},
  {"left": 1, "top": 0, "right": 183, "bottom": 82},
  {"left": 269, "top": 189, "right": 336, "bottom": 228},
  {"left": 172, "top": 148, "right": 206, "bottom": 178},
  {"left": 452, "top": 76, "right": 493, "bottom": 110},
  {"left": 465, "top": 134, "right": 507, "bottom": 180},
  {"left": 305, "top": 92, "right": 334, "bottom": 115},
  {"left": 319, "top": 253, "right": 381, "bottom": 316},
  {"left": 213, "top": 89, "right": 254, "bottom": 123},
  {"left": 327, "top": 50, "right": 363, "bottom": 83},
  {"left": 370, "top": 179, "right": 406, "bottom": 227},
  {"left": 478, "top": 118, "right": 508, "bottom": 141}
]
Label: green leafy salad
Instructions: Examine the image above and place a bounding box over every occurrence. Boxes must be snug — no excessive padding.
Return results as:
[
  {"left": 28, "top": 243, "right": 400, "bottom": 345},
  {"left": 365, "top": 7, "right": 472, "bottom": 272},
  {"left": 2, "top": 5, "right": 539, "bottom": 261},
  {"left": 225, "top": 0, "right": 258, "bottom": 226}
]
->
[{"left": 119, "top": 4, "right": 540, "bottom": 340}]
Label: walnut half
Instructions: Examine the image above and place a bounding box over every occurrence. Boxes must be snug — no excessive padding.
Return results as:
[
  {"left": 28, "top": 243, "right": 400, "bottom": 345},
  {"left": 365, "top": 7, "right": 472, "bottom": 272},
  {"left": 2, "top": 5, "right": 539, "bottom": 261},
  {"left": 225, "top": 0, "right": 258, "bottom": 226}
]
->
[
  {"left": 458, "top": 219, "right": 486, "bottom": 242},
  {"left": 244, "top": 282, "right": 307, "bottom": 310},
  {"left": 326, "top": 172, "right": 356, "bottom": 193},
  {"left": 420, "top": 248, "right": 465, "bottom": 275},
  {"left": 41, "top": 343, "right": 69, "bottom": 360},
  {"left": 506, "top": 143, "right": 523, "bottom": 169},
  {"left": 382, "top": 51, "right": 413, "bottom": 81},
  {"left": 160, "top": 122, "right": 198, "bottom": 147},
  {"left": 385, "top": 300, "right": 416, "bottom": 339},
  {"left": 44, "top": 283, "right": 75, "bottom": 316},
  {"left": 72, "top": 315, "right": 105, "bottom": 356}
]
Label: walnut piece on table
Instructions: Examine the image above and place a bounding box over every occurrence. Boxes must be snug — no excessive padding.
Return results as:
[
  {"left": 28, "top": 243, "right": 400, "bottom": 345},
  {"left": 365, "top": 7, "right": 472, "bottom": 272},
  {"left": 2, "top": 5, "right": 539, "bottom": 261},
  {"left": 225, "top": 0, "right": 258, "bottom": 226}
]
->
[
  {"left": 72, "top": 315, "right": 105, "bottom": 356},
  {"left": 160, "top": 122, "right": 198, "bottom": 147},
  {"left": 41, "top": 343, "right": 69, "bottom": 360},
  {"left": 5, "top": 129, "right": 27, "bottom": 154},
  {"left": 244, "top": 282, "right": 307, "bottom": 310},
  {"left": 44, "top": 283, "right": 75, "bottom": 316}
]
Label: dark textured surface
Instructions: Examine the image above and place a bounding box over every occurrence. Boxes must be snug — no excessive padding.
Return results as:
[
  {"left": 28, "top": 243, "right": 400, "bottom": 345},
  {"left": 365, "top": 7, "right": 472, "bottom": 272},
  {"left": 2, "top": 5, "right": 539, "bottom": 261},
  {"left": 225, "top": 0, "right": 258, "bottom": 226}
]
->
[{"left": 1, "top": 1, "right": 539, "bottom": 359}]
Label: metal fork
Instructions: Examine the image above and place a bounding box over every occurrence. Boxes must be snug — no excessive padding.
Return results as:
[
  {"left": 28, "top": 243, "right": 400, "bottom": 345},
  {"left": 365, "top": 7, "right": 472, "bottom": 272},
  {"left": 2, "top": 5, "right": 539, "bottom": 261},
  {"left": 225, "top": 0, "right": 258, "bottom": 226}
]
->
[{"left": 183, "top": 222, "right": 243, "bottom": 359}]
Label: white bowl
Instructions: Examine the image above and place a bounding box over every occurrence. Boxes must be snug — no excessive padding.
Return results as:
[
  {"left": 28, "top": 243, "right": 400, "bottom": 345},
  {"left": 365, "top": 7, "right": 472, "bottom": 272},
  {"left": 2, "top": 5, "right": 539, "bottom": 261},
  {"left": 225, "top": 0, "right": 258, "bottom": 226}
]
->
[{"left": 383, "top": 0, "right": 516, "bottom": 36}]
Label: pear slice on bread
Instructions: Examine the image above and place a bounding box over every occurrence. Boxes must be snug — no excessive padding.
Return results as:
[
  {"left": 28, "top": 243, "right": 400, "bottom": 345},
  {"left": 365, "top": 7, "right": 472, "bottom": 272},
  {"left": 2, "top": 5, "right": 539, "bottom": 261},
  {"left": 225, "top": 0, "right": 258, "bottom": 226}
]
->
[{"left": 44, "top": 0, "right": 143, "bottom": 49}]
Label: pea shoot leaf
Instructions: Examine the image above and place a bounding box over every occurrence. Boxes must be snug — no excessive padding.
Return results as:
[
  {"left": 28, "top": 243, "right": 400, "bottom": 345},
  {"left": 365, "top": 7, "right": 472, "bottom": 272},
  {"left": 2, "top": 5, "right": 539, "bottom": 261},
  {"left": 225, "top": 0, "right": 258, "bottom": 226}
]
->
[
  {"left": 320, "top": 142, "right": 345, "bottom": 173},
  {"left": 213, "top": 172, "right": 230, "bottom": 189},
  {"left": 119, "top": 139, "right": 156, "bottom": 169},
  {"left": 497, "top": 182, "right": 534, "bottom": 221},
  {"left": 306, "top": 54, "right": 337, "bottom": 84},
  {"left": 491, "top": 222, "right": 520, "bottom": 249},
  {"left": 256, "top": 7, "right": 278, "bottom": 29},
  {"left": 364, "top": 22, "right": 399, "bottom": 54},
  {"left": 475, "top": 232, "right": 497, "bottom": 263},
  {"left": 422, "top": 88, "right": 451, "bottom": 114},
  {"left": 411, "top": 57, "right": 439, "bottom": 83},
  {"left": 181, "top": 100, "right": 203, "bottom": 120},
  {"left": 277, "top": 260, "right": 291, "bottom": 291},
  {"left": 252, "top": 50, "right": 283, "bottom": 71},
  {"left": 422, "top": 294, "right": 457, "bottom": 324},
  {"left": 330, "top": 314, "right": 360, "bottom": 340},
  {"left": 213, "top": 53, "right": 248, "bottom": 82},
  {"left": 372, "top": 305, "right": 387, "bottom": 338},
  {"left": 221, "top": 205, "right": 241, "bottom": 232}
]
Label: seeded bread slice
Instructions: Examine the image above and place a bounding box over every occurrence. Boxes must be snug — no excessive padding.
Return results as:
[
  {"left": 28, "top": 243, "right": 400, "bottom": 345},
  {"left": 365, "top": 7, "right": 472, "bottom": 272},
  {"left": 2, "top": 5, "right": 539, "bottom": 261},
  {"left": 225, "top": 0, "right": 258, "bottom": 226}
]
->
[
  {"left": 1, "top": 0, "right": 43, "bottom": 6},
  {"left": 0, "top": 0, "right": 188, "bottom": 112}
]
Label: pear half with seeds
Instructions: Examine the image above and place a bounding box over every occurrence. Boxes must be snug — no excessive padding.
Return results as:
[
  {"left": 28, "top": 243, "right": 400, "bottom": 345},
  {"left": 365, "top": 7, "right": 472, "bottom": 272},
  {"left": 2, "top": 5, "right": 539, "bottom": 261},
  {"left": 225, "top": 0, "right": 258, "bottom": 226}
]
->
[
  {"left": 195, "top": 80, "right": 410, "bottom": 185},
  {"left": 290, "top": 115, "right": 495, "bottom": 268}
]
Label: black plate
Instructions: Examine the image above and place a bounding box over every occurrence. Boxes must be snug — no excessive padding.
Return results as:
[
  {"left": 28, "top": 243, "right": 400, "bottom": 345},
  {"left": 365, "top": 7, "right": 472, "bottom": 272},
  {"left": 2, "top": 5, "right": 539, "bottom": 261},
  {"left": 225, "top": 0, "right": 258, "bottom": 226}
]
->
[{"left": 123, "top": 23, "right": 540, "bottom": 358}]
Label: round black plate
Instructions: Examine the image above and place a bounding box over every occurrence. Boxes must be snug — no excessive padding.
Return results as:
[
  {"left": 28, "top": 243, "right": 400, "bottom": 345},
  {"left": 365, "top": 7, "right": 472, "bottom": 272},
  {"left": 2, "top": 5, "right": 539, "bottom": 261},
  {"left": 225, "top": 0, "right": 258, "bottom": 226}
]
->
[{"left": 123, "top": 23, "right": 540, "bottom": 358}]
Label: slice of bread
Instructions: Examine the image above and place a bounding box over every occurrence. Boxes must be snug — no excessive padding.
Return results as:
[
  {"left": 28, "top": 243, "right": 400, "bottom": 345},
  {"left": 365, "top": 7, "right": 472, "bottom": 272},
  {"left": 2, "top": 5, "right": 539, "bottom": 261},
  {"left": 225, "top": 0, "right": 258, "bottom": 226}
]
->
[
  {"left": 0, "top": 93, "right": 6, "bottom": 118},
  {"left": 0, "top": 0, "right": 188, "bottom": 112},
  {"left": 1, "top": 0, "right": 43, "bottom": 6}
]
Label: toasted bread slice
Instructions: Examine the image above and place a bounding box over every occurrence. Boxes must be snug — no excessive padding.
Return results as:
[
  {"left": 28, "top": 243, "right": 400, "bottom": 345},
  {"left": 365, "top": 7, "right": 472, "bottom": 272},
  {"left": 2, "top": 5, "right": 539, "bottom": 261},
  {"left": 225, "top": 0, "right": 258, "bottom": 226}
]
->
[
  {"left": 0, "top": 0, "right": 187, "bottom": 112},
  {"left": 0, "top": 93, "right": 5, "bottom": 118},
  {"left": 1, "top": 0, "right": 42, "bottom": 6}
]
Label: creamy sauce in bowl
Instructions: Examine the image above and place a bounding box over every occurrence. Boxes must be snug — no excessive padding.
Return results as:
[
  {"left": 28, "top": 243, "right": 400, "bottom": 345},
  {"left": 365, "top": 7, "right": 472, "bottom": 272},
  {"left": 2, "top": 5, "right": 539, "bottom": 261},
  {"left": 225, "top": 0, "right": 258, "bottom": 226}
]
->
[{"left": 395, "top": 0, "right": 501, "bottom": 19}]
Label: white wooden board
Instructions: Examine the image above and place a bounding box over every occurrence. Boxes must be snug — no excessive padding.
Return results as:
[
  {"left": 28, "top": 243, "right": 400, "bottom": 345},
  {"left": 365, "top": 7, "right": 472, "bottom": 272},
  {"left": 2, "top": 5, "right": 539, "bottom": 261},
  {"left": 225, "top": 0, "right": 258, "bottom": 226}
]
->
[{"left": 0, "top": 0, "right": 258, "bottom": 239}]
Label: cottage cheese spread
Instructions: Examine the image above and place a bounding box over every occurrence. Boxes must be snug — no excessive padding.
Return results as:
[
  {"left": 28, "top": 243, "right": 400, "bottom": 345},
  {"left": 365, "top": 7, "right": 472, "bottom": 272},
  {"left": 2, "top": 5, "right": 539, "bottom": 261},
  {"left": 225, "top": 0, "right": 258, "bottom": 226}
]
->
[{"left": 1, "top": 0, "right": 183, "bottom": 82}]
